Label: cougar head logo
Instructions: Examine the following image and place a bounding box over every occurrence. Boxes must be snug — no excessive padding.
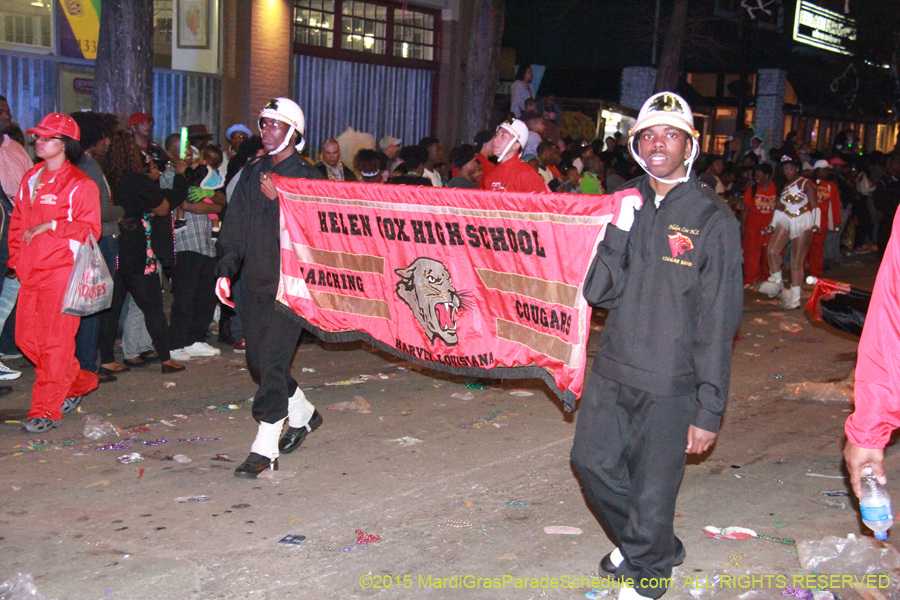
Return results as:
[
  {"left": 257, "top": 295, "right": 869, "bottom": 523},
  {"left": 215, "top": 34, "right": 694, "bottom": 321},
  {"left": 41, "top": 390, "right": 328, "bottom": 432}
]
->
[
  {"left": 668, "top": 232, "right": 694, "bottom": 258},
  {"left": 395, "top": 258, "right": 462, "bottom": 346}
]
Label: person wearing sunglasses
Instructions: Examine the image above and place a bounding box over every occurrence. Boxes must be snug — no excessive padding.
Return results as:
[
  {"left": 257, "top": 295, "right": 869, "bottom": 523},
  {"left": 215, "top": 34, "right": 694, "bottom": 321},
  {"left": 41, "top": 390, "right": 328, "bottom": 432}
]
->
[{"left": 9, "top": 113, "right": 101, "bottom": 433}]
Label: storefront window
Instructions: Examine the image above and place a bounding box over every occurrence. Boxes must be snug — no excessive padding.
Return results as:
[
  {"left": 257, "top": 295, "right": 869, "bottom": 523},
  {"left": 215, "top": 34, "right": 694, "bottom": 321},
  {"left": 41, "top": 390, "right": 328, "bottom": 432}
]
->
[
  {"left": 0, "top": 0, "right": 52, "bottom": 52},
  {"left": 296, "top": 0, "right": 335, "bottom": 49}
]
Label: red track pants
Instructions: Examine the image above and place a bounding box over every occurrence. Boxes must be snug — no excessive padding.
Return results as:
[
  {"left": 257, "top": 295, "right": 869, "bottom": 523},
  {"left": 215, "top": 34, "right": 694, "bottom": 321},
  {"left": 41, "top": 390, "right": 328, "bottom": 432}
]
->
[
  {"left": 17, "top": 278, "right": 98, "bottom": 420},
  {"left": 742, "top": 222, "right": 770, "bottom": 285},
  {"left": 807, "top": 229, "right": 827, "bottom": 277}
]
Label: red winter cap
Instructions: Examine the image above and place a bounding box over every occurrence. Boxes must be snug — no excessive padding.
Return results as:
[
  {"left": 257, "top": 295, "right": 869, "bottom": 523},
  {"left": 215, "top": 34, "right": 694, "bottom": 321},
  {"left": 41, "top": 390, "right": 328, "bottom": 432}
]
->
[
  {"left": 128, "top": 112, "right": 154, "bottom": 127},
  {"left": 26, "top": 112, "right": 80, "bottom": 141}
]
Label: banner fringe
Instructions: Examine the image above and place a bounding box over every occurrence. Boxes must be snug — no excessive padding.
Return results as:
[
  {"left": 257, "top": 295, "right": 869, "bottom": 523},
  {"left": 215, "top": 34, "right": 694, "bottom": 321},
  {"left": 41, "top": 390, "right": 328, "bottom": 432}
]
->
[{"left": 275, "top": 302, "right": 577, "bottom": 412}]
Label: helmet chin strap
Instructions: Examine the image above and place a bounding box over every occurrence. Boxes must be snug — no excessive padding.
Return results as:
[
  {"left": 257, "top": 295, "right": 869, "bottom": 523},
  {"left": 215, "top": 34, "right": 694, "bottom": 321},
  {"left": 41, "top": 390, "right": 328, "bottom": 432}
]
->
[
  {"left": 269, "top": 126, "right": 305, "bottom": 155},
  {"left": 498, "top": 138, "right": 520, "bottom": 163},
  {"left": 629, "top": 137, "right": 698, "bottom": 185}
]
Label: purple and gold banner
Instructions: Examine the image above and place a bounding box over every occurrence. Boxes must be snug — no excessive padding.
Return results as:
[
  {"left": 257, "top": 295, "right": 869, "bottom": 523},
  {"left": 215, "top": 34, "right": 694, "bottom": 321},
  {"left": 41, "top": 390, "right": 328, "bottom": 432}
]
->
[{"left": 57, "top": 0, "right": 101, "bottom": 59}]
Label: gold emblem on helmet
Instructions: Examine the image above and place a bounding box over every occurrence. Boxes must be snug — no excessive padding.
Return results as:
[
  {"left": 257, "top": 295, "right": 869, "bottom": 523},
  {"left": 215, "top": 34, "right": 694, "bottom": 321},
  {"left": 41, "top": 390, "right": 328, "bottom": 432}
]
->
[{"left": 649, "top": 93, "right": 684, "bottom": 113}]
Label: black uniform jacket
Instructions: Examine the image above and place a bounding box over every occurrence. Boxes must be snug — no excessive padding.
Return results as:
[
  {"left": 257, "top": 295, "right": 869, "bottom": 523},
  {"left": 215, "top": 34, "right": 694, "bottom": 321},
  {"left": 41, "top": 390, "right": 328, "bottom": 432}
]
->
[
  {"left": 583, "top": 174, "right": 743, "bottom": 433},
  {"left": 215, "top": 153, "right": 323, "bottom": 295}
]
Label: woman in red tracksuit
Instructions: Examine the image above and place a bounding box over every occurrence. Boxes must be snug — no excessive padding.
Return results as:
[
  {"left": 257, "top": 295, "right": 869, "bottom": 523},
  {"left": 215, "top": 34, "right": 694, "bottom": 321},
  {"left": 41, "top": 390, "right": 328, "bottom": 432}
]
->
[{"left": 9, "top": 113, "right": 101, "bottom": 434}]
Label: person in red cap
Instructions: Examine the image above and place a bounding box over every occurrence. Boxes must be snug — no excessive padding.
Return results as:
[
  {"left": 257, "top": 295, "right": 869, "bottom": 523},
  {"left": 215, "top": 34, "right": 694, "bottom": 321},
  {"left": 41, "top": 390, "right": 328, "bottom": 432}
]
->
[
  {"left": 480, "top": 118, "right": 549, "bottom": 194},
  {"left": 9, "top": 113, "right": 101, "bottom": 433},
  {"left": 128, "top": 112, "right": 166, "bottom": 171}
]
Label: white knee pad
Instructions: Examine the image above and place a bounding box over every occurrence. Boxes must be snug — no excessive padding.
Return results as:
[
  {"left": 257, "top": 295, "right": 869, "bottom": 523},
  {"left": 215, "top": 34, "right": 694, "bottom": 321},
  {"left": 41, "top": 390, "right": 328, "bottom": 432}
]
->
[
  {"left": 250, "top": 418, "right": 285, "bottom": 461},
  {"left": 287, "top": 386, "right": 316, "bottom": 429}
]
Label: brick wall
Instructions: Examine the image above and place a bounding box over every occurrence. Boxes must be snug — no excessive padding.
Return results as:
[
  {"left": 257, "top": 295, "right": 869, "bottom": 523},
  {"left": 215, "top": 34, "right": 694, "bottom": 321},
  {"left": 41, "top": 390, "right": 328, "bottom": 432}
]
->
[{"left": 247, "top": 0, "right": 293, "bottom": 125}]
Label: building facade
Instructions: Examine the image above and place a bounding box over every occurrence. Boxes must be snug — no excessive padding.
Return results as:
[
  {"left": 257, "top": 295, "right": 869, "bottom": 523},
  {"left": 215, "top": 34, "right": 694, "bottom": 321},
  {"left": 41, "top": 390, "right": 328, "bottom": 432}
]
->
[{"left": 0, "top": 0, "right": 470, "bottom": 153}]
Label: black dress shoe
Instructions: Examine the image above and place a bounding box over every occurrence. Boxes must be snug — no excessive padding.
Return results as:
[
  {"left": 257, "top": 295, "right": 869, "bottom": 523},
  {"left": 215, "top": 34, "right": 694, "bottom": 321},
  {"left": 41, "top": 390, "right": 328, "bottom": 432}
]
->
[
  {"left": 599, "top": 552, "right": 621, "bottom": 579},
  {"left": 161, "top": 363, "right": 185, "bottom": 374},
  {"left": 234, "top": 452, "right": 278, "bottom": 478},
  {"left": 140, "top": 350, "right": 159, "bottom": 362},
  {"left": 600, "top": 546, "right": 685, "bottom": 579},
  {"left": 278, "top": 409, "right": 323, "bottom": 454},
  {"left": 124, "top": 357, "right": 147, "bottom": 368}
]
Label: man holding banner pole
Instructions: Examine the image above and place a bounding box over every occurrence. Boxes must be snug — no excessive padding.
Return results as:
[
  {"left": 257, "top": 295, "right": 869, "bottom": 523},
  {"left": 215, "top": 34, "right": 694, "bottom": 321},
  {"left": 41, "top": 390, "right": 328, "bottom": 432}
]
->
[
  {"left": 215, "top": 98, "right": 324, "bottom": 478},
  {"left": 571, "top": 92, "right": 743, "bottom": 600}
]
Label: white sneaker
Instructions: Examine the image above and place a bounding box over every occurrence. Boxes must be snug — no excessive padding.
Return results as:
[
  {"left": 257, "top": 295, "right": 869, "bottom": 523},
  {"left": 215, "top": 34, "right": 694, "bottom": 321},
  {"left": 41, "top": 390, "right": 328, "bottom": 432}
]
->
[
  {"left": 170, "top": 348, "right": 192, "bottom": 362},
  {"left": 0, "top": 360, "right": 21, "bottom": 380},
  {"left": 183, "top": 342, "right": 221, "bottom": 357},
  {"left": 619, "top": 587, "right": 652, "bottom": 600}
]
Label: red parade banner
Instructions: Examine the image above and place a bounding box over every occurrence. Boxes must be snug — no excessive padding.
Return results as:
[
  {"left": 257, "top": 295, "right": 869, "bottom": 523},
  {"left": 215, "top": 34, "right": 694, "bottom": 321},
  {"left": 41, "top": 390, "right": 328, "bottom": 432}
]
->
[{"left": 274, "top": 178, "right": 633, "bottom": 410}]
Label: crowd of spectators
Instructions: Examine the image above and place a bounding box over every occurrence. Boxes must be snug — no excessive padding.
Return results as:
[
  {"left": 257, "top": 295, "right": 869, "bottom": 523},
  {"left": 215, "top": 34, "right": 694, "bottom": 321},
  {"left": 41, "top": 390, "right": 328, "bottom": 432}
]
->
[{"left": 1, "top": 87, "right": 898, "bottom": 431}]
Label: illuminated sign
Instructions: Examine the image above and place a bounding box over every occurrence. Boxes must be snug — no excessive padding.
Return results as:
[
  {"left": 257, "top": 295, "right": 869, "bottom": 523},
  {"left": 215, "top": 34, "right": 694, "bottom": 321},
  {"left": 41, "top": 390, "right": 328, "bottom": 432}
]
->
[{"left": 793, "top": 1, "right": 857, "bottom": 56}]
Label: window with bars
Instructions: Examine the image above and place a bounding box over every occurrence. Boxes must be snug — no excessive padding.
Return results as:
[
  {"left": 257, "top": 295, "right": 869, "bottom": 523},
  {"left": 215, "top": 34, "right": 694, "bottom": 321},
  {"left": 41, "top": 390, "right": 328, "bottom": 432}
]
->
[{"left": 293, "top": 0, "right": 438, "bottom": 64}]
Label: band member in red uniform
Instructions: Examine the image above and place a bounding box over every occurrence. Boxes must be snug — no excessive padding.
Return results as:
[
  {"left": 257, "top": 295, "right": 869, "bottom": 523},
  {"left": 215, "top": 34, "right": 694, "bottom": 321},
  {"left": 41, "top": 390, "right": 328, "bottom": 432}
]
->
[
  {"left": 808, "top": 159, "right": 842, "bottom": 277},
  {"left": 480, "top": 119, "right": 549, "bottom": 194},
  {"left": 741, "top": 163, "right": 776, "bottom": 289}
]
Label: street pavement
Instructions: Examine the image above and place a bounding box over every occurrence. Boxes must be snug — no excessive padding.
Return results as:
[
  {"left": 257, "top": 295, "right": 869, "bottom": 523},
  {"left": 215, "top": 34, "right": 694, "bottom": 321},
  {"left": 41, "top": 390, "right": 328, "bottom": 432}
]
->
[{"left": 0, "top": 254, "right": 896, "bottom": 600}]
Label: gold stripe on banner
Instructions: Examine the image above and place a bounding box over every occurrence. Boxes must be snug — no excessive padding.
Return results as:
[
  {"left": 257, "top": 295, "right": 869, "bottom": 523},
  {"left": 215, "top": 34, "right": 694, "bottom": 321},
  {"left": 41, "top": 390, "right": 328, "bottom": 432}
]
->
[
  {"left": 496, "top": 319, "right": 575, "bottom": 366},
  {"left": 291, "top": 243, "right": 385, "bottom": 275},
  {"left": 476, "top": 269, "right": 579, "bottom": 308},
  {"left": 311, "top": 290, "right": 392, "bottom": 321}
]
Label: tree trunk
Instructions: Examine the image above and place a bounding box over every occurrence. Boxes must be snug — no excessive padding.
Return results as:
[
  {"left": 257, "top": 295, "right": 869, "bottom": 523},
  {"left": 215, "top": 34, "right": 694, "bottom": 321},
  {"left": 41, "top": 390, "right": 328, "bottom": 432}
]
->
[
  {"left": 654, "top": 0, "right": 688, "bottom": 93},
  {"left": 459, "top": 0, "right": 505, "bottom": 142},
  {"left": 92, "top": 0, "right": 154, "bottom": 121}
]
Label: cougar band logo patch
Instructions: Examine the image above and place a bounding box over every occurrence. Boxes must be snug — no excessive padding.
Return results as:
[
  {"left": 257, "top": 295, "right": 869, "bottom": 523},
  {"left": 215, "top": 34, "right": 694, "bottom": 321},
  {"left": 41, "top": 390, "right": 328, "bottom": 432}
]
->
[
  {"left": 667, "top": 232, "right": 694, "bottom": 258},
  {"left": 395, "top": 258, "right": 464, "bottom": 346},
  {"left": 39, "top": 194, "right": 57, "bottom": 205}
]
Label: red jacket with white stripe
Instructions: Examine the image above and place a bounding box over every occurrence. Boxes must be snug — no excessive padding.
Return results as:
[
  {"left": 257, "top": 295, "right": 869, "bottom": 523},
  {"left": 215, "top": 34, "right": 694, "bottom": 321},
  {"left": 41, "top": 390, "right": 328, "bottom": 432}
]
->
[
  {"left": 816, "top": 179, "right": 842, "bottom": 232},
  {"left": 9, "top": 160, "right": 101, "bottom": 286}
]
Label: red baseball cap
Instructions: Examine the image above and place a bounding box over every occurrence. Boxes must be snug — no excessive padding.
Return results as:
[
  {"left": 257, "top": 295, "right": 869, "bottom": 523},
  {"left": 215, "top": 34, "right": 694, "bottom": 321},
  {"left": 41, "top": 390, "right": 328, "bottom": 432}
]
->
[
  {"left": 26, "top": 113, "right": 80, "bottom": 141},
  {"left": 128, "top": 112, "right": 154, "bottom": 127},
  {"left": 829, "top": 156, "right": 847, "bottom": 166}
]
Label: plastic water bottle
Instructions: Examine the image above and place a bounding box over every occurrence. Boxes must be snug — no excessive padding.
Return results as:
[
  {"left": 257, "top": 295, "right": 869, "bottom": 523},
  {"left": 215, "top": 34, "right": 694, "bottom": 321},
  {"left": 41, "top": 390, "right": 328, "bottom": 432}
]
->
[{"left": 859, "top": 465, "right": 893, "bottom": 540}]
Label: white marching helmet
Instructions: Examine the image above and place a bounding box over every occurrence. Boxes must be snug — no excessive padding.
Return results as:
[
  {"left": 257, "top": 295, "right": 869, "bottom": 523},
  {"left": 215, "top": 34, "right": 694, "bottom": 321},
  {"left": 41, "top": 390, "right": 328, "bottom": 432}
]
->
[
  {"left": 258, "top": 97, "right": 306, "bottom": 155},
  {"left": 496, "top": 118, "right": 529, "bottom": 162},
  {"left": 628, "top": 92, "right": 700, "bottom": 185}
]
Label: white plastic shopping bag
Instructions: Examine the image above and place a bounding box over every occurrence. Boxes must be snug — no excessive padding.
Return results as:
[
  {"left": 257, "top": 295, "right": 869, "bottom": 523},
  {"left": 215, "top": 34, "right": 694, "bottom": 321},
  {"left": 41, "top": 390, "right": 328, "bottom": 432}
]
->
[{"left": 62, "top": 234, "right": 113, "bottom": 316}]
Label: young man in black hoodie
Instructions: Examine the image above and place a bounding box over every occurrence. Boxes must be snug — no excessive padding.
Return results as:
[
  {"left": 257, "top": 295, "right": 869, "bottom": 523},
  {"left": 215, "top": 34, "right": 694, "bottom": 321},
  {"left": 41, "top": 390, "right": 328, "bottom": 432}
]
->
[
  {"left": 215, "top": 98, "right": 324, "bottom": 477},
  {"left": 571, "top": 92, "right": 743, "bottom": 600}
]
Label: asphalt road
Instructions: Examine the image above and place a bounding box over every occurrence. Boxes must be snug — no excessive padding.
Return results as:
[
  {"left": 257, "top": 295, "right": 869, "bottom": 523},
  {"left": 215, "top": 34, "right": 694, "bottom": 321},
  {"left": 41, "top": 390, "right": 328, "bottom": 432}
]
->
[{"left": 1, "top": 253, "right": 895, "bottom": 600}]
